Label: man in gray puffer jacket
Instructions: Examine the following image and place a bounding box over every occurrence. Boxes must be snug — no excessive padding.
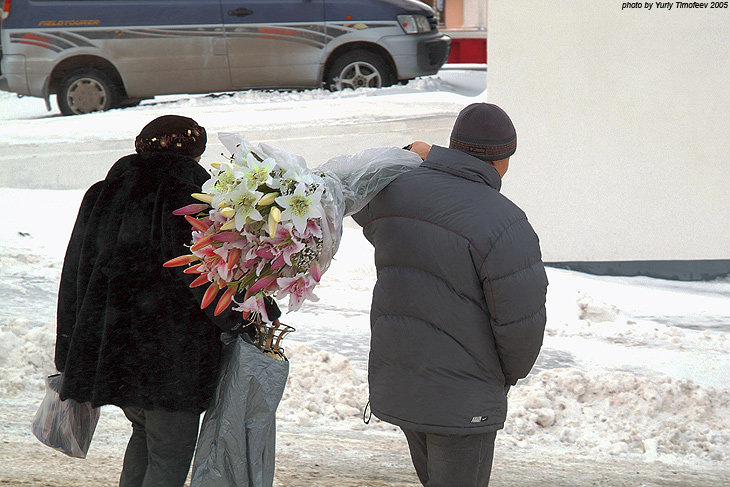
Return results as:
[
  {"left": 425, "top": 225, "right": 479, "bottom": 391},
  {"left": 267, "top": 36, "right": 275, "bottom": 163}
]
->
[{"left": 353, "top": 103, "right": 548, "bottom": 487}]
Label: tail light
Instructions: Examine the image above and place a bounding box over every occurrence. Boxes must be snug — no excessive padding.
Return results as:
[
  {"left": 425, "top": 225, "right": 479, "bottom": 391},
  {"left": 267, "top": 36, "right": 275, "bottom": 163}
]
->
[{"left": 1, "top": 0, "right": 11, "bottom": 20}]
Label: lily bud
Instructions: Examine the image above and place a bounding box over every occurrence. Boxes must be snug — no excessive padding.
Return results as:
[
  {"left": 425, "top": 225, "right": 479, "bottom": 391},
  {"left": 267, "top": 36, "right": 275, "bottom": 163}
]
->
[
  {"left": 183, "top": 265, "right": 205, "bottom": 274},
  {"left": 220, "top": 207, "right": 236, "bottom": 219},
  {"left": 189, "top": 274, "right": 210, "bottom": 288},
  {"left": 248, "top": 274, "right": 278, "bottom": 294},
  {"left": 227, "top": 248, "right": 242, "bottom": 269},
  {"left": 192, "top": 193, "right": 214, "bottom": 204},
  {"left": 214, "top": 285, "right": 238, "bottom": 316},
  {"left": 163, "top": 254, "right": 201, "bottom": 267},
  {"left": 310, "top": 261, "right": 322, "bottom": 282},
  {"left": 220, "top": 219, "right": 237, "bottom": 231},
  {"left": 185, "top": 215, "right": 210, "bottom": 233},
  {"left": 212, "top": 231, "right": 242, "bottom": 242},
  {"left": 257, "top": 192, "right": 279, "bottom": 206},
  {"left": 191, "top": 234, "right": 215, "bottom": 251},
  {"left": 173, "top": 203, "right": 210, "bottom": 216},
  {"left": 268, "top": 207, "right": 281, "bottom": 236},
  {"left": 201, "top": 282, "right": 220, "bottom": 309}
]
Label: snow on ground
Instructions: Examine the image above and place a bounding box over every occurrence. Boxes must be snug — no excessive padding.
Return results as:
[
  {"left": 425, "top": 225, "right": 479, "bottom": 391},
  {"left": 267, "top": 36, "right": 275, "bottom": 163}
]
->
[{"left": 1, "top": 68, "right": 729, "bottom": 483}]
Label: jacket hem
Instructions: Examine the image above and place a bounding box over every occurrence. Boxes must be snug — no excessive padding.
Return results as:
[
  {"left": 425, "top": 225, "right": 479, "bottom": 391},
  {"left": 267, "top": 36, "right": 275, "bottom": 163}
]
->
[{"left": 372, "top": 408, "right": 504, "bottom": 435}]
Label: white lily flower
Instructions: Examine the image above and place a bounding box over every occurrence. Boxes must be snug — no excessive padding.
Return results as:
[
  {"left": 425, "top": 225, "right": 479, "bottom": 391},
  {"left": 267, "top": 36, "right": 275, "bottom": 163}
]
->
[
  {"left": 244, "top": 153, "right": 277, "bottom": 189},
  {"left": 202, "top": 162, "right": 245, "bottom": 207},
  {"left": 275, "top": 182, "right": 324, "bottom": 234},
  {"left": 227, "top": 184, "right": 264, "bottom": 231}
]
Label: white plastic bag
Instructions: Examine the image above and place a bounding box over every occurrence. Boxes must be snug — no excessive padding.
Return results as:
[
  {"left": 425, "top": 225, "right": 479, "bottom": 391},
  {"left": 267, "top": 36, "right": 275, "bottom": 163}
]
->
[{"left": 31, "top": 373, "right": 100, "bottom": 458}]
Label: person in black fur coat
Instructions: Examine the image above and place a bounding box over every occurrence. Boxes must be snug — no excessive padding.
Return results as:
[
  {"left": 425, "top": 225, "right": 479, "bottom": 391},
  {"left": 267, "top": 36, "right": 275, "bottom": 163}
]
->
[{"left": 54, "top": 115, "right": 280, "bottom": 487}]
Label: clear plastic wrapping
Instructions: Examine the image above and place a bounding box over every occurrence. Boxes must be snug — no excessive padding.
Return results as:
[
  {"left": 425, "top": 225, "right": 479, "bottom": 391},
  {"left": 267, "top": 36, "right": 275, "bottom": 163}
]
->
[{"left": 218, "top": 133, "right": 421, "bottom": 277}]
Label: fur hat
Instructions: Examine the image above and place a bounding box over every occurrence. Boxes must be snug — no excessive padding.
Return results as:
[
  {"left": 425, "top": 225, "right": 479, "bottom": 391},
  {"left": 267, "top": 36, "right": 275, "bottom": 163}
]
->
[
  {"left": 135, "top": 115, "right": 207, "bottom": 158},
  {"left": 449, "top": 103, "right": 517, "bottom": 161}
]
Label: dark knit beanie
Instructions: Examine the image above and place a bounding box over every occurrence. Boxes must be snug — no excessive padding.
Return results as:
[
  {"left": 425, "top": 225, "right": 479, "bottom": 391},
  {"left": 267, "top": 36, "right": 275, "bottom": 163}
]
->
[
  {"left": 449, "top": 103, "right": 517, "bottom": 161},
  {"left": 135, "top": 115, "right": 207, "bottom": 158}
]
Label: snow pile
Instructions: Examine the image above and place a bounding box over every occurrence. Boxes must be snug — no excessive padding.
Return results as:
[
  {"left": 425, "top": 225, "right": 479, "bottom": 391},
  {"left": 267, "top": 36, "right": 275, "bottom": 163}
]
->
[
  {"left": 2, "top": 312, "right": 730, "bottom": 468},
  {"left": 273, "top": 342, "right": 730, "bottom": 468},
  {"left": 0, "top": 318, "right": 56, "bottom": 396},
  {"left": 505, "top": 368, "right": 730, "bottom": 464},
  {"left": 577, "top": 293, "right": 619, "bottom": 322},
  {"left": 278, "top": 343, "right": 375, "bottom": 430}
]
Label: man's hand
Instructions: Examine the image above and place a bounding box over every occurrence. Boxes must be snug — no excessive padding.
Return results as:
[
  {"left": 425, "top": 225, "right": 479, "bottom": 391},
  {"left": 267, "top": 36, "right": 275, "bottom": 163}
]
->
[{"left": 408, "top": 141, "right": 431, "bottom": 161}]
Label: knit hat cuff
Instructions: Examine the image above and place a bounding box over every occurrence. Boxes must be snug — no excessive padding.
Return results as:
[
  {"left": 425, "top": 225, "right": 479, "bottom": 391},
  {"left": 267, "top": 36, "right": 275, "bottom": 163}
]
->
[{"left": 449, "top": 135, "right": 517, "bottom": 161}]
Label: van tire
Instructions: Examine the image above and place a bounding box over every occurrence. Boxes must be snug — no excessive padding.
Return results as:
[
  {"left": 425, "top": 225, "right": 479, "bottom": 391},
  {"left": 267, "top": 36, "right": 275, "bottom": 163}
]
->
[
  {"left": 57, "top": 68, "right": 121, "bottom": 116},
  {"left": 326, "top": 50, "right": 394, "bottom": 91}
]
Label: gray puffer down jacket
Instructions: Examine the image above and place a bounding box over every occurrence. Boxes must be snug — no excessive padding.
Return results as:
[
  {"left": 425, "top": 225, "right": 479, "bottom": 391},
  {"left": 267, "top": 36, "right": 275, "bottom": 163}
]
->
[{"left": 353, "top": 145, "right": 548, "bottom": 434}]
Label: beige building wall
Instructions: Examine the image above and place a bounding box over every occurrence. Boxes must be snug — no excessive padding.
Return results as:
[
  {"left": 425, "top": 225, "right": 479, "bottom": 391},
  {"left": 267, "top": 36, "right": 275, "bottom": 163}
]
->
[
  {"left": 487, "top": 2, "right": 730, "bottom": 271},
  {"left": 442, "top": 0, "right": 487, "bottom": 29}
]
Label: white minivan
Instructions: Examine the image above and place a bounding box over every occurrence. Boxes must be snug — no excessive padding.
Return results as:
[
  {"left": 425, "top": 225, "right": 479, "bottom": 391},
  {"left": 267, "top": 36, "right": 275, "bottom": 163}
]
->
[{"left": 0, "top": 0, "right": 450, "bottom": 115}]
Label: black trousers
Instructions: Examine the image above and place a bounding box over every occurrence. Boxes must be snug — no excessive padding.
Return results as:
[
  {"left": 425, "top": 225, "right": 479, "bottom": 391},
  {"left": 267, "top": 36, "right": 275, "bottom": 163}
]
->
[
  {"left": 401, "top": 428, "right": 497, "bottom": 487},
  {"left": 119, "top": 406, "right": 201, "bottom": 487}
]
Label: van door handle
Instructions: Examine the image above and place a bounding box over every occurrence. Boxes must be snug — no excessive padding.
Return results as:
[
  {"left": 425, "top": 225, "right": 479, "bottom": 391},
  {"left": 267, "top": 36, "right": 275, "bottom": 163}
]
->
[{"left": 228, "top": 8, "right": 254, "bottom": 16}]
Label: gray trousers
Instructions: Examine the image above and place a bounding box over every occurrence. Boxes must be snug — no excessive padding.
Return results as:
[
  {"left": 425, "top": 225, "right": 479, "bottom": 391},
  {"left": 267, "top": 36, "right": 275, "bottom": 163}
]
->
[
  {"left": 401, "top": 428, "right": 498, "bottom": 487},
  {"left": 119, "top": 406, "right": 201, "bottom": 487}
]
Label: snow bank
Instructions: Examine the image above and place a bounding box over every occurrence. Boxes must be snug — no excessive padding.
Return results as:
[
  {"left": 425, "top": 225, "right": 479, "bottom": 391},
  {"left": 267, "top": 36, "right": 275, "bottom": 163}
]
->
[
  {"left": 0, "top": 318, "right": 57, "bottom": 395},
  {"left": 278, "top": 343, "right": 730, "bottom": 467},
  {"left": 505, "top": 368, "right": 730, "bottom": 464},
  {"left": 0, "top": 76, "right": 470, "bottom": 146},
  {"left": 278, "top": 343, "right": 371, "bottom": 430},
  {"left": 2, "top": 315, "right": 729, "bottom": 468}
]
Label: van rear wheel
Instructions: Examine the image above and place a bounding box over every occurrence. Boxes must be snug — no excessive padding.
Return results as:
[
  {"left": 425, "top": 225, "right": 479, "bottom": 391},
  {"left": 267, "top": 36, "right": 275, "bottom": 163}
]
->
[
  {"left": 57, "top": 68, "right": 121, "bottom": 116},
  {"left": 326, "top": 50, "right": 394, "bottom": 91}
]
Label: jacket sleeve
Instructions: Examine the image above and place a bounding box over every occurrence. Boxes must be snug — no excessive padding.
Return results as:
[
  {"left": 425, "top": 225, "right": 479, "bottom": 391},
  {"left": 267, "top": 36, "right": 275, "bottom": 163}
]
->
[
  {"left": 480, "top": 217, "right": 548, "bottom": 386},
  {"left": 351, "top": 205, "right": 372, "bottom": 228},
  {"left": 55, "top": 183, "right": 105, "bottom": 372}
]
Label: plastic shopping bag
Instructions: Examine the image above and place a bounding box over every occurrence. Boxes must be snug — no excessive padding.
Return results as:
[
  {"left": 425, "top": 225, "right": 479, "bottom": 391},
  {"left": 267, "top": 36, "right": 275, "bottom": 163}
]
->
[
  {"left": 191, "top": 333, "right": 289, "bottom": 487},
  {"left": 31, "top": 373, "right": 100, "bottom": 458}
]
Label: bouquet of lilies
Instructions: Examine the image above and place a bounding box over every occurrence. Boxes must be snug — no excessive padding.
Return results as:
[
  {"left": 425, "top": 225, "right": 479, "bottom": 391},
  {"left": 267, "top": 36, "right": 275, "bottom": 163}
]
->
[{"left": 165, "top": 133, "right": 422, "bottom": 321}]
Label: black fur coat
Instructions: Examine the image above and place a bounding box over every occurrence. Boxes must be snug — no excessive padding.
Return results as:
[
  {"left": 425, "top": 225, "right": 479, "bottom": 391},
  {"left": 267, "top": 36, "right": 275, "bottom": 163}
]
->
[{"left": 55, "top": 152, "right": 243, "bottom": 413}]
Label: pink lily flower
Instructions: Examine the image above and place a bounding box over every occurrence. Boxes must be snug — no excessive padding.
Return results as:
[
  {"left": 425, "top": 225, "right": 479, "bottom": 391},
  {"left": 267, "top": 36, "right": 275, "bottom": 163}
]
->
[
  {"left": 270, "top": 223, "right": 305, "bottom": 266},
  {"left": 304, "top": 218, "right": 323, "bottom": 238},
  {"left": 234, "top": 293, "right": 270, "bottom": 322},
  {"left": 277, "top": 274, "right": 319, "bottom": 312}
]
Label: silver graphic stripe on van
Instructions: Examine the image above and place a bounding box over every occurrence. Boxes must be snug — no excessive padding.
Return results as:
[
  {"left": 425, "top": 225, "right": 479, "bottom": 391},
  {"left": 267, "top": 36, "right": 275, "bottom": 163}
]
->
[{"left": 8, "top": 22, "right": 396, "bottom": 53}]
